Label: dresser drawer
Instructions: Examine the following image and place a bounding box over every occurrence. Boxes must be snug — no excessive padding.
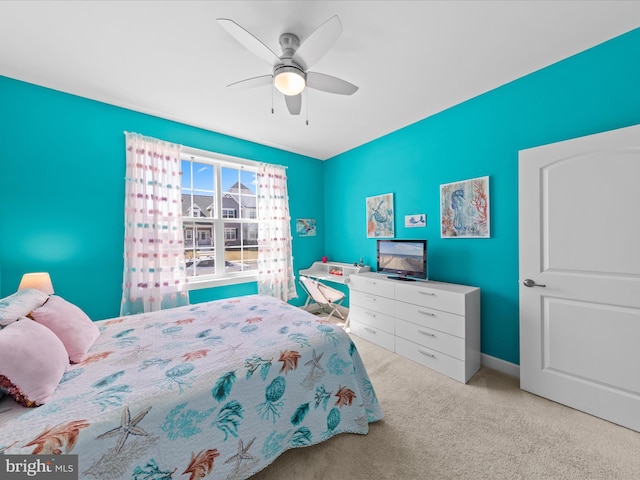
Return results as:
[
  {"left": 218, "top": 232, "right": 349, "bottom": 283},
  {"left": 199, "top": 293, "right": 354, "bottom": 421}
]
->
[
  {"left": 395, "top": 318, "right": 465, "bottom": 360},
  {"left": 350, "top": 290, "right": 395, "bottom": 317},
  {"left": 349, "top": 275, "right": 394, "bottom": 299},
  {"left": 395, "top": 301, "right": 465, "bottom": 338},
  {"left": 395, "top": 282, "right": 467, "bottom": 315},
  {"left": 350, "top": 319, "right": 395, "bottom": 351},
  {"left": 395, "top": 337, "right": 466, "bottom": 383},
  {"left": 349, "top": 305, "right": 394, "bottom": 334}
]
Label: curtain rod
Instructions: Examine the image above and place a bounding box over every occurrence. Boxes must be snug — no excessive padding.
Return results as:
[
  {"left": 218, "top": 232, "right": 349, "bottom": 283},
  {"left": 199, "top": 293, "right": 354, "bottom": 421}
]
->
[{"left": 123, "top": 131, "right": 287, "bottom": 169}]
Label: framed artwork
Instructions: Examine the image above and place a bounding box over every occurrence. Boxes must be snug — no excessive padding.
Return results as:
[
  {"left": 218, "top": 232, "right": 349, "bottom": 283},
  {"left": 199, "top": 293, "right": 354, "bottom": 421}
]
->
[
  {"left": 405, "top": 214, "right": 426, "bottom": 228},
  {"left": 366, "top": 193, "right": 394, "bottom": 238},
  {"left": 440, "top": 176, "right": 490, "bottom": 238},
  {"left": 296, "top": 218, "right": 316, "bottom": 237}
]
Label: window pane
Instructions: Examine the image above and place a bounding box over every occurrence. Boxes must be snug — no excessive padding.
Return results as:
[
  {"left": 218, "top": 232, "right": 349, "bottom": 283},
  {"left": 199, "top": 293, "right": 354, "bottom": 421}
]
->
[
  {"left": 224, "top": 245, "right": 258, "bottom": 273},
  {"left": 241, "top": 170, "right": 257, "bottom": 219},
  {"left": 182, "top": 161, "right": 216, "bottom": 219},
  {"left": 247, "top": 223, "right": 259, "bottom": 241},
  {"left": 183, "top": 220, "right": 198, "bottom": 254},
  {"left": 181, "top": 160, "right": 192, "bottom": 189},
  {"left": 193, "top": 162, "right": 214, "bottom": 192},
  {"left": 193, "top": 191, "right": 215, "bottom": 218},
  {"left": 240, "top": 170, "right": 257, "bottom": 191},
  {"left": 224, "top": 221, "right": 258, "bottom": 273},
  {"left": 222, "top": 167, "right": 257, "bottom": 220},
  {"left": 184, "top": 220, "right": 215, "bottom": 277},
  {"left": 221, "top": 167, "right": 239, "bottom": 193}
]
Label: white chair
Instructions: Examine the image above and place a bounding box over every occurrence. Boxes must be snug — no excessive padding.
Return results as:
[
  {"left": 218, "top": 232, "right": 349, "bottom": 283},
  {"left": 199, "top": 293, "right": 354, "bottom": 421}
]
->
[{"left": 299, "top": 275, "right": 346, "bottom": 323}]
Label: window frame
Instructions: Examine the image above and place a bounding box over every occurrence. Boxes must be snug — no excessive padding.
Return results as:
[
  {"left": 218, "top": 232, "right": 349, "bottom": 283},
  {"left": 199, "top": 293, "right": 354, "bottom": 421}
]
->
[{"left": 181, "top": 146, "right": 260, "bottom": 290}]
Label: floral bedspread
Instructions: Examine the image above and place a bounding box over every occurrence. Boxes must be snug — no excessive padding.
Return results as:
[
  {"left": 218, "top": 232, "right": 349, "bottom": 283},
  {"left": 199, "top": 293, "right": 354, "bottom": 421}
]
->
[{"left": 0, "top": 295, "right": 383, "bottom": 479}]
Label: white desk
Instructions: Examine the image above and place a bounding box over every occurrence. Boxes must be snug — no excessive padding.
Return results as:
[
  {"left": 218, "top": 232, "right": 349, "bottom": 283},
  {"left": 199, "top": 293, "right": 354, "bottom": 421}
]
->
[{"left": 299, "top": 261, "right": 370, "bottom": 284}]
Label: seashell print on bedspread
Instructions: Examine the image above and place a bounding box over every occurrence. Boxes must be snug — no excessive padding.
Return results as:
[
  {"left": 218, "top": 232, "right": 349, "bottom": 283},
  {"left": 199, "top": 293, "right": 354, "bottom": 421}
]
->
[{"left": 0, "top": 294, "right": 383, "bottom": 479}]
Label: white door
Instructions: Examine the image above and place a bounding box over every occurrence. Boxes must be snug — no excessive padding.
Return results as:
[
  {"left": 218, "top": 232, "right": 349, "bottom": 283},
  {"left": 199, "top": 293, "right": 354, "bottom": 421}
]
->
[{"left": 519, "top": 124, "right": 640, "bottom": 431}]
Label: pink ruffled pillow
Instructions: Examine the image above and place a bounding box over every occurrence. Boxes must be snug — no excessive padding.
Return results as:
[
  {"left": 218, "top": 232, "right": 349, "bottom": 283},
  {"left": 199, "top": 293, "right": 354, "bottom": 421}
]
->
[
  {"left": 30, "top": 295, "right": 100, "bottom": 363},
  {"left": 0, "top": 318, "right": 68, "bottom": 406}
]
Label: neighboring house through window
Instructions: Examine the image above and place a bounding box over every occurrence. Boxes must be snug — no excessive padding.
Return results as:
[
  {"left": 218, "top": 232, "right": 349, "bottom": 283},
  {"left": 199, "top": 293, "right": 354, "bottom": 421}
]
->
[{"left": 182, "top": 150, "right": 259, "bottom": 287}]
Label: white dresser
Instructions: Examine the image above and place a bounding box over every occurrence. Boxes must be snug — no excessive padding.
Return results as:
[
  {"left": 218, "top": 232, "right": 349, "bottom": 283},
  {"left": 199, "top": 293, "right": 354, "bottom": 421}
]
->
[{"left": 348, "top": 272, "right": 481, "bottom": 383}]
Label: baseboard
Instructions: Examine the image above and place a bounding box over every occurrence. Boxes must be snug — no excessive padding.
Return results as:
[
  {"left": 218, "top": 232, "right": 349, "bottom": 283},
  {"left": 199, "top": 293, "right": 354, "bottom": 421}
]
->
[{"left": 481, "top": 353, "right": 520, "bottom": 378}]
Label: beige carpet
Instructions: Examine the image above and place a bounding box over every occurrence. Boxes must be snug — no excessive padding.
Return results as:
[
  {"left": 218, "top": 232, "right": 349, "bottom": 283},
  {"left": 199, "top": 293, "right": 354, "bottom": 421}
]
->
[{"left": 252, "top": 333, "right": 640, "bottom": 480}]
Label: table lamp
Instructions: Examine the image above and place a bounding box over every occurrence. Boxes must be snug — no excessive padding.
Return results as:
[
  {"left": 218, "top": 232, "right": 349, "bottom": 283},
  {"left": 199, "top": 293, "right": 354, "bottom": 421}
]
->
[{"left": 18, "top": 272, "right": 55, "bottom": 295}]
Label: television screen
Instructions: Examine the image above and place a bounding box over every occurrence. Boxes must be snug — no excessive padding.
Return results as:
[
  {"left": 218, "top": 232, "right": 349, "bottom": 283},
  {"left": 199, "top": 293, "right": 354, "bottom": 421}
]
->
[{"left": 377, "top": 239, "right": 427, "bottom": 281}]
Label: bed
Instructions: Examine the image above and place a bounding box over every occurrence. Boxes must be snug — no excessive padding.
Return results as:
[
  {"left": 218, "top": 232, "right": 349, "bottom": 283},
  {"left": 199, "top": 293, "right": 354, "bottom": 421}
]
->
[{"left": 0, "top": 293, "right": 383, "bottom": 479}]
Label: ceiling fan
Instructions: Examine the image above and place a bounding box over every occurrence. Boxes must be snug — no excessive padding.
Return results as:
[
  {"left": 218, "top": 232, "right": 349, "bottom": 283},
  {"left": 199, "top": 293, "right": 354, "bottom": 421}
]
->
[{"left": 216, "top": 15, "right": 358, "bottom": 116}]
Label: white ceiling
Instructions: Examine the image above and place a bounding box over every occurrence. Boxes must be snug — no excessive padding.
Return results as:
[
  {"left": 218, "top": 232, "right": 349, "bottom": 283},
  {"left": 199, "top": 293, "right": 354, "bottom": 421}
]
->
[{"left": 1, "top": 1, "right": 639, "bottom": 160}]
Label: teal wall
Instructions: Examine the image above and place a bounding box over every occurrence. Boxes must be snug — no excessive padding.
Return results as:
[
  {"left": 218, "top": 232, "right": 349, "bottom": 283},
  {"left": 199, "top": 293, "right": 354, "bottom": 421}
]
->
[
  {"left": 0, "top": 77, "right": 324, "bottom": 320},
  {"left": 324, "top": 28, "right": 640, "bottom": 364},
  {"left": 1, "top": 28, "right": 638, "bottom": 365}
]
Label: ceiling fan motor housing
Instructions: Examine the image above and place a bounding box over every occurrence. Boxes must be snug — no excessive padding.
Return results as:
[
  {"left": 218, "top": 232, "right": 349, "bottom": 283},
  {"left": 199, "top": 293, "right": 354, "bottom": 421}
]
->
[{"left": 279, "top": 32, "right": 301, "bottom": 60}]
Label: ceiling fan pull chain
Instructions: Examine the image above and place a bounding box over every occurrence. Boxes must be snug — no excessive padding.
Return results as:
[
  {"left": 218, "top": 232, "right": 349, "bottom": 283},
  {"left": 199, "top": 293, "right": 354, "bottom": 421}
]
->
[
  {"left": 305, "top": 89, "right": 309, "bottom": 126},
  {"left": 271, "top": 86, "right": 274, "bottom": 114}
]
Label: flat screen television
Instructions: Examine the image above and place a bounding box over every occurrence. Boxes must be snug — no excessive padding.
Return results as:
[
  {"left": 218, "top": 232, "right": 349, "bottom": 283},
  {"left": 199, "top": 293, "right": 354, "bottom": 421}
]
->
[{"left": 376, "top": 239, "right": 428, "bottom": 281}]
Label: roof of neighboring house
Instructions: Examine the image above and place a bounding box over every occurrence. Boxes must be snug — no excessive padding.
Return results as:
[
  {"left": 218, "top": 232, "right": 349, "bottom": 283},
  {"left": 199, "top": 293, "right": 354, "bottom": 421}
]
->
[
  {"left": 182, "top": 194, "right": 214, "bottom": 218},
  {"left": 225, "top": 182, "right": 256, "bottom": 209},
  {"left": 182, "top": 182, "right": 256, "bottom": 218}
]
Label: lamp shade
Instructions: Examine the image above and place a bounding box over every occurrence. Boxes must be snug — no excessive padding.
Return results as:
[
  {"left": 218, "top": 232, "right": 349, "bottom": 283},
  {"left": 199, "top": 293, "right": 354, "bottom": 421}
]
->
[{"left": 18, "top": 272, "right": 54, "bottom": 295}]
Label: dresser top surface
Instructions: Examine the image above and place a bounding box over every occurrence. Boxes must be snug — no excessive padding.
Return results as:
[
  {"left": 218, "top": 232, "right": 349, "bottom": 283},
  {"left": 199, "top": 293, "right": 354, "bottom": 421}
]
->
[{"left": 352, "top": 271, "right": 479, "bottom": 294}]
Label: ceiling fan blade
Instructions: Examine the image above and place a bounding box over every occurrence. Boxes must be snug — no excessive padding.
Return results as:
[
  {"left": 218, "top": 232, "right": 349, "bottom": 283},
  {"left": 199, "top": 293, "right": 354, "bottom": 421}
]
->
[
  {"left": 285, "top": 94, "right": 302, "bottom": 115},
  {"left": 306, "top": 72, "right": 358, "bottom": 95},
  {"left": 217, "top": 18, "right": 281, "bottom": 66},
  {"left": 292, "top": 15, "right": 342, "bottom": 70},
  {"left": 227, "top": 75, "right": 273, "bottom": 90}
]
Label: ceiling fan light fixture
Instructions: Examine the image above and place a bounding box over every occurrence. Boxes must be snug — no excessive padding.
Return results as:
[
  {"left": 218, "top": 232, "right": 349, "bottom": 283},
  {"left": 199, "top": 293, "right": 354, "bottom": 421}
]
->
[{"left": 274, "top": 65, "right": 306, "bottom": 96}]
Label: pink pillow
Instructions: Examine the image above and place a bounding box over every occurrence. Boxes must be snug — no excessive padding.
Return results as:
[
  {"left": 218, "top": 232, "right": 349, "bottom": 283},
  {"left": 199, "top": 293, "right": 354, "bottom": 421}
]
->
[
  {"left": 30, "top": 295, "right": 100, "bottom": 363},
  {"left": 0, "top": 318, "right": 68, "bottom": 406}
]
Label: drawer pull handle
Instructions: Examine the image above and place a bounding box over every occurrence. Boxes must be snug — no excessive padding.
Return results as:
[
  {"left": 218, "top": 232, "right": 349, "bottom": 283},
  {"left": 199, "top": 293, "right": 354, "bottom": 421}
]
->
[
  {"left": 418, "top": 329, "right": 435, "bottom": 337},
  {"left": 364, "top": 327, "right": 377, "bottom": 335},
  {"left": 418, "top": 310, "right": 436, "bottom": 317},
  {"left": 365, "top": 311, "right": 377, "bottom": 318},
  {"left": 418, "top": 349, "right": 436, "bottom": 358},
  {"left": 365, "top": 296, "right": 377, "bottom": 301},
  {"left": 419, "top": 291, "right": 436, "bottom": 296}
]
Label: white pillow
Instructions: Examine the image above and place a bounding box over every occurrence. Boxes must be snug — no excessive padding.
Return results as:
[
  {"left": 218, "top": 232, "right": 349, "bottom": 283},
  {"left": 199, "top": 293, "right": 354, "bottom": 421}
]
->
[{"left": 0, "top": 288, "right": 49, "bottom": 327}]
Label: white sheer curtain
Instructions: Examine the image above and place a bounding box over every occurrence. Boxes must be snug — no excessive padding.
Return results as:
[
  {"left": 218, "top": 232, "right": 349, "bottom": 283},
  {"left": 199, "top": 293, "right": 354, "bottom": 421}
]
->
[
  {"left": 256, "top": 163, "right": 297, "bottom": 302},
  {"left": 121, "top": 133, "right": 189, "bottom": 315}
]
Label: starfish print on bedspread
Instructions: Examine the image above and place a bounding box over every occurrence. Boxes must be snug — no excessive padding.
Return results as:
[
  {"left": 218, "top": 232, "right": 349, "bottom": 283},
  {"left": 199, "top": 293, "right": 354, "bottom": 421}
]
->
[
  {"left": 224, "top": 437, "right": 256, "bottom": 476},
  {"left": 222, "top": 343, "right": 243, "bottom": 356},
  {"left": 300, "top": 349, "right": 325, "bottom": 390},
  {"left": 119, "top": 344, "right": 153, "bottom": 364},
  {"left": 97, "top": 405, "right": 151, "bottom": 454},
  {"left": 305, "top": 349, "right": 324, "bottom": 371}
]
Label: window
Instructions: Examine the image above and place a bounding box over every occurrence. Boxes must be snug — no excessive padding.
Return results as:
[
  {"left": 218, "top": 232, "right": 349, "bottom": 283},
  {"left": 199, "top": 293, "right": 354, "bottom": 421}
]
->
[
  {"left": 222, "top": 208, "right": 237, "bottom": 218},
  {"left": 182, "top": 153, "right": 259, "bottom": 286},
  {"left": 224, "top": 227, "right": 237, "bottom": 241}
]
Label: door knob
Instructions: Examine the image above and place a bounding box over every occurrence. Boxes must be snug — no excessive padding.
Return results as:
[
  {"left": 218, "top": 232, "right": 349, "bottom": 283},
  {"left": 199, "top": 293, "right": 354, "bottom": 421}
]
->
[{"left": 523, "top": 278, "right": 546, "bottom": 288}]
